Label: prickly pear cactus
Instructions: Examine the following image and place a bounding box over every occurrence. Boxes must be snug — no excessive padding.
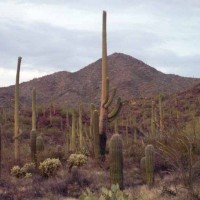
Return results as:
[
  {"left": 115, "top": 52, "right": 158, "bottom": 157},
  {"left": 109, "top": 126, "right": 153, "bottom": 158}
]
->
[{"left": 109, "top": 134, "right": 123, "bottom": 190}]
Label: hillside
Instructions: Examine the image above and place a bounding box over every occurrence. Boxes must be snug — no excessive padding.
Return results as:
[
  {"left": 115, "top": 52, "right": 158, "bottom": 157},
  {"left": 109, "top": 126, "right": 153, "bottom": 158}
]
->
[{"left": 0, "top": 52, "right": 199, "bottom": 107}]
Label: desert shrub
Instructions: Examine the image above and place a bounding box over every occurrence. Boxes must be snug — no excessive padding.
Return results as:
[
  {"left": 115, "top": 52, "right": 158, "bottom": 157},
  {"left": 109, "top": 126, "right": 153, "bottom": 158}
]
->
[
  {"left": 11, "top": 162, "right": 36, "bottom": 178},
  {"left": 21, "top": 162, "right": 36, "bottom": 173},
  {"left": 80, "top": 184, "right": 128, "bottom": 200},
  {"left": 11, "top": 166, "right": 24, "bottom": 178},
  {"left": 39, "top": 158, "right": 61, "bottom": 177},
  {"left": 68, "top": 153, "right": 87, "bottom": 168}
]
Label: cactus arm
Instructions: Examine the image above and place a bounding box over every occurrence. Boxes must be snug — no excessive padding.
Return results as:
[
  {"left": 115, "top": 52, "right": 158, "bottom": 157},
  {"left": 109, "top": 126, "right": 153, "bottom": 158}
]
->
[
  {"left": 108, "top": 98, "right": 122, "bottom": 121},
  {"left": 104, "top": 88, "right": 117, "bottom": 109}
]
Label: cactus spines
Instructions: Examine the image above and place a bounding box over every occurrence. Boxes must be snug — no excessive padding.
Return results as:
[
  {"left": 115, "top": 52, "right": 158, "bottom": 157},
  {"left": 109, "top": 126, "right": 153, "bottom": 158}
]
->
[
  {"left": 14, "top": 56, "right": 22, "bottom": 163},
  {"left": 93, "top": 110, "right": 100, "bottom": 159},
  {"left": 110, "top": 134, "right": 123, "bottom": 190},
  {"left": 145, "top": 144, "right": 155, "bottom": 188}
]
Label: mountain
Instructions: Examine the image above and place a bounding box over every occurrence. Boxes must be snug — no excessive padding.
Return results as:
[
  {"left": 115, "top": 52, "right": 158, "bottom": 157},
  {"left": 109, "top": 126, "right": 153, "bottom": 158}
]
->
[{"left": 0, "top": 53, "right": 199, "bottom": 108}]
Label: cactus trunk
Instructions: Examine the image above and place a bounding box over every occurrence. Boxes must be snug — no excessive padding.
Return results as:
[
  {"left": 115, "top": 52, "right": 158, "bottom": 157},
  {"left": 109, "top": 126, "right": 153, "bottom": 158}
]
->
[
  {"left": 145, "top": 144, "right": 155, "bottom": 189},
  {"left": 14, "top": 57, "right": 21, "bottom": 164},
  {"left": 110, "top": 134, "right": 123, "bottom": 189},
  {"left": 93, "top": 110, "right": 100, "bottom": 159},
  {"left": 99, "top": 11, "right": 108, "bottom": 158}
]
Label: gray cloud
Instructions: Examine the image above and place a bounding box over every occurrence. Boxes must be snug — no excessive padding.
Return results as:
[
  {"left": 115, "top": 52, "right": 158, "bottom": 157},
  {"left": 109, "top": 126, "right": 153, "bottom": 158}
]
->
[{"left": 0, "top": 0, "right": 200, "bottom": 86}]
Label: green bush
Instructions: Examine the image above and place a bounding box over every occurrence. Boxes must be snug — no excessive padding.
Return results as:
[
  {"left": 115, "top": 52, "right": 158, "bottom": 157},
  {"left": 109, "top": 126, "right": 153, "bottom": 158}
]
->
[
  {"left": 67, "top": 153, "right": 87, "bottom": 168},
  {"left": 39, "top": 158, "right": 61, "bottom": 177}
]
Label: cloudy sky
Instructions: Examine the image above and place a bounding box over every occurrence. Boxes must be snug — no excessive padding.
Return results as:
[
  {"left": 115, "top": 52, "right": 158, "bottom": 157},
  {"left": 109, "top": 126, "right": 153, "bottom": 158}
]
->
[{"left": 0, "top": 0, "right": 200, "bottom": 87}]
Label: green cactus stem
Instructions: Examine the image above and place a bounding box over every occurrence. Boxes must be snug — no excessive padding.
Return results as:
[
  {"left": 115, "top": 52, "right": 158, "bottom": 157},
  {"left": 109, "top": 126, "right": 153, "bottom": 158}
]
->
[
  {"left": 79, "top": 104, "right": 83, "bottom": 148},
  {"left": 32, "top": 88, "right": 36, "bottom": 131},
  {"left": 93, "top": 110, "right": 100, "bottom": 159},
  {"left": 30, "top": 130, "right": 37, "bottom": 166},
  {"left": 145, "top": 144, "right": 155, "bottom": 189},
  {"left": 14, "top": 56, "right": 22, "bottom": 164},
  {"left": 110, "top": 134, "right": 123, "bottom": 190},
  {"left": 140, "top": 156, "right": 146, "bottom": 182},
  {"left": 108, "top": 97, "right": 122, "bottom": 121},
  {"left": 36, "top": 134, "right": 44, "bottom": 152},
  {"left": 70, "top": 109, "right": 76, "bottom": 152}
]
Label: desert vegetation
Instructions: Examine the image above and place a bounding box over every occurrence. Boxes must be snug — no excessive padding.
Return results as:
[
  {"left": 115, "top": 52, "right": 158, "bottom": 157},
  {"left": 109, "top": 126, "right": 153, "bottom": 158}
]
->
[{"left": 0, "top": 11, "right": 200, "bottom": 200}]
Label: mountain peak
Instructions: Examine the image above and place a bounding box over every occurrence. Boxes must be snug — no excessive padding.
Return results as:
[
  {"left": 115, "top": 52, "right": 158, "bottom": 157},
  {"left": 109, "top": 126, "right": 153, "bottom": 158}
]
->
[{"left": 0, "top": 53, "right": 199, "bottom": 107}]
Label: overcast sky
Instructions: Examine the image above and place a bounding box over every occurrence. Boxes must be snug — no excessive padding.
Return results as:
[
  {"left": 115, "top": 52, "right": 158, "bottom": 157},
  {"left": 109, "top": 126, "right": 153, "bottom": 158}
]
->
[{"left": 0, "top": 0, "right": 200, "bottom": 87}]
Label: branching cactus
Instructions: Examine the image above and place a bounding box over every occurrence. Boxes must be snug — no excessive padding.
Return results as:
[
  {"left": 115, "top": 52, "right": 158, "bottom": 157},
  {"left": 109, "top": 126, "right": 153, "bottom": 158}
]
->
[
  {"left": 99, "top": 11, "right": 122, "bottom": 158},
  {"left": 145, "top": 144, "right": 155, "bottom": 188},
  {"left": 109, "top": 134, "right": 123, "bottom": 190},
  {"left": 93, "top": 110, "right": 100, "bottom": 159},
  {"left": 14, "top": 56, "right": 22, "bottom": 164}
]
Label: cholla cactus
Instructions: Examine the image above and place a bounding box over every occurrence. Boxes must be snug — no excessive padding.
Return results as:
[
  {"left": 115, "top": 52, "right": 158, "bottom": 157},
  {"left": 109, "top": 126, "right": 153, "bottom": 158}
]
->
[
  {"left": 109, "top": 134, "right": 123, "bottom": 190},
  {"left": 39, "top": 158, "right": 61, "bottom": 177},
  {"left": 67, "top": 153, "right": 87, "bottom": 168}
]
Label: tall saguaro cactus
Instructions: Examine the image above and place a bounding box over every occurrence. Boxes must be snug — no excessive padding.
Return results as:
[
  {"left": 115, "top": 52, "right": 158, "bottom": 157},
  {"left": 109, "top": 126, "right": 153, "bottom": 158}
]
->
[
  {"left": 99, "top": 11, "right": 122, "bottom": 158},
  {"left": 109, "top": 134, "right": 123, "bottom": 190},
  {"left": 14, "top": 56, "right": 22, "bottom": 163},
  {"left": 30, "top": 88, "right": 37, "bottom": 165}
]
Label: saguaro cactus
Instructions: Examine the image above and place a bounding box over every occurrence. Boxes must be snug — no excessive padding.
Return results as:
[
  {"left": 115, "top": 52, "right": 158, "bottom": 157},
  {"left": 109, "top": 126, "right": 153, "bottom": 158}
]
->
[
  {"left": 93, "top": 110, "right": 100, "bottom": 159},
  {"left": 79, "top": 104, "right": 83, "bottom": 148},
  {"left": 145, "top": 144, "right": 155, "bottom": 188},
  {"left": 70, "top": 109, "right": 76, "bottom": 152},
  {"left": 159, "top": 94, "right": 164, "bottom": 135},
  {"left": 99, "top": 11, "right": 122, "bottom": 158},
  {"left": 109, "top": 134, "right": 123, "bottom": 190},
  {"left": 14, "top": 56, "right": 22, "bottom": 163},
  {"left": 30, "top": 88, "right": 37, "bottom": 165},
  {"left": 140, "top": 156, "right": 146, "bottom": 182}
]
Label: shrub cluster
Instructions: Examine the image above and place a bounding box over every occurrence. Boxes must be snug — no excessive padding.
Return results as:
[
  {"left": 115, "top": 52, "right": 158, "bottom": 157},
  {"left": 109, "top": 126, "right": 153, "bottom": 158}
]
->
[
  {"left": 39, "top": 158, "right": 61, "bottom": 177},
  {"left": 11, "top": 162, "right": 35, "bottom": 178}
]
